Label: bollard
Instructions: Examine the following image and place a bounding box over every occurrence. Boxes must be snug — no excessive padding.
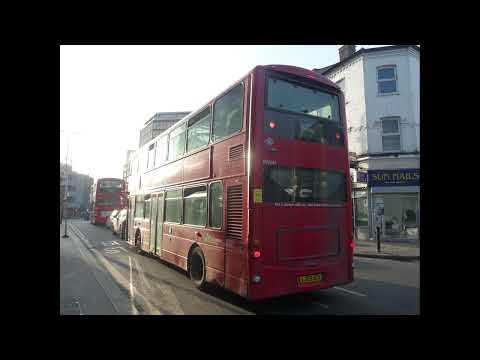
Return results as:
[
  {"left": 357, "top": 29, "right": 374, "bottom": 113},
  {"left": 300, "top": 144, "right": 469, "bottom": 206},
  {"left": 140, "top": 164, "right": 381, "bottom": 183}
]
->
[{"left": 376, "top": 226, "right": 381, "bottom": 253}]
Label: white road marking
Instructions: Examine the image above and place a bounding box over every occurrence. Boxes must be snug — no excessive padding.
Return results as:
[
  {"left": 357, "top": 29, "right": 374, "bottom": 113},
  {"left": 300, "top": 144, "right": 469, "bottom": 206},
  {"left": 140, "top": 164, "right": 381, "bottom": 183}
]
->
[
  {"left": 333, "top": 286, "right": 367, "bottom": 297},
  {"left": 76, "top": 300, "right": 84, "bottom": 315},
  {"left": 134, "top": 257, "right": 184, "bottom": 315},
  {"left": 133, "top": 257, "right": 153, "bottom": 291},
  {"left": 118, "top": 247, "right": 129, "bottom": 253},
  {"left": 102, "top": 241, "right": 121, "bottom": 247},
  {"left": 129, "top": 256, "right": 138, "bottom": 315},
  {"left": 104, "top": 247, "right": 120, "bottom": 254},
  {"left": 91, "top": 248, "right": 161, "bottom": 314},
  {"left": 69, "top": 223, "right": 161, "bottom": 314}
]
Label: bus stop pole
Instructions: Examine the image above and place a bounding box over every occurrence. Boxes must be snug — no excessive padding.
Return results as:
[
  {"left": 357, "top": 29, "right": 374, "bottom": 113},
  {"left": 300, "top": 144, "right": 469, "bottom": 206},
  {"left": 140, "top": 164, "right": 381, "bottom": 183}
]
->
[{"left": 376, "top": 226, "right": 381, "bottom": 253}]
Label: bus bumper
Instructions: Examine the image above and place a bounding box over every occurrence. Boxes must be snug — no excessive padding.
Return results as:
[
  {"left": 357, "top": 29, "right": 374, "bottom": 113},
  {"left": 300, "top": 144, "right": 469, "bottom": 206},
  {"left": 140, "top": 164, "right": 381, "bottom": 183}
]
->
[{"left": 247, "top": 261, "right": 353, "bottom": 301}]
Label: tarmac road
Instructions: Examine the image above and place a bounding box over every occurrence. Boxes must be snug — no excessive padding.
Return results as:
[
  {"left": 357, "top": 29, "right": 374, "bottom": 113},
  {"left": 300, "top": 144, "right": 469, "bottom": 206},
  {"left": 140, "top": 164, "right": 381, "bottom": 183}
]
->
[{"left": 60, "top": 219, "right": 419, "bottom": 315}]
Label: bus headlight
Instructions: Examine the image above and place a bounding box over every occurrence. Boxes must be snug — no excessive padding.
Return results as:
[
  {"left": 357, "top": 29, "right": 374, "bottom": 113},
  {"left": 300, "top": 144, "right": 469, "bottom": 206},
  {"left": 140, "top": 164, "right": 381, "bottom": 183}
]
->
[{"left": 252, "top": 275, "right": 262, "bottom": 283}]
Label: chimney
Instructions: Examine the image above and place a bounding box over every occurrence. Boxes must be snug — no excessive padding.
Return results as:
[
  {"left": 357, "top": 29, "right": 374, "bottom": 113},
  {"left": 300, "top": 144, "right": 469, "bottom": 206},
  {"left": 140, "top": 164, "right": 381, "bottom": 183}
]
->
[{"left": 339, "top": 45, "right": 356, "bottom": 61}]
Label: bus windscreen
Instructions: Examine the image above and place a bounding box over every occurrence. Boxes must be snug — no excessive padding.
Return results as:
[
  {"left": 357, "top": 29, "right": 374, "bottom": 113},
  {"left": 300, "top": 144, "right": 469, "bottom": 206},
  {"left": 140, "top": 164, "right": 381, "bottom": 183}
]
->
[
  {"left": 267, "top": 77, "right": 340, "bottom": 123},
  {"left": 263, "top": 165, "right": 346, "bottom": 204},
  {"left": 99, "top": 180, "right": 123, "bottom": 193}
]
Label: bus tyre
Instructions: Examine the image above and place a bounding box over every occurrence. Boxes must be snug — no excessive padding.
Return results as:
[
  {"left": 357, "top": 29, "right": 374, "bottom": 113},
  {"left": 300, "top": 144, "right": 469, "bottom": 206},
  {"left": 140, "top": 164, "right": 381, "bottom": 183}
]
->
[{"left": 189, "top": 247, "right": 207, "bottom": 290}]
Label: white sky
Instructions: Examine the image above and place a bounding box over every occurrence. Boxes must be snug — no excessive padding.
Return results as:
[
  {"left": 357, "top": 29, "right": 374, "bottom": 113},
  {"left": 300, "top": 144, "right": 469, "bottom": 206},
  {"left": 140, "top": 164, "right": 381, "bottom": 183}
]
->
[{"left": 60, "top": 45, "right": 389, "bottom": 181}]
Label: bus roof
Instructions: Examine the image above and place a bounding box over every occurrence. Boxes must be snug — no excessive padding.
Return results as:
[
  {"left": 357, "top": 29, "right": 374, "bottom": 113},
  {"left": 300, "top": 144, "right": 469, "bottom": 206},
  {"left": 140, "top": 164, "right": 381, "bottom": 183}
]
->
[
  {"left": 136, "top": 64, "right": 340, "bottom": 153},
  {"left": 96, "top": 178, "right": 124, "bottom": 183}
]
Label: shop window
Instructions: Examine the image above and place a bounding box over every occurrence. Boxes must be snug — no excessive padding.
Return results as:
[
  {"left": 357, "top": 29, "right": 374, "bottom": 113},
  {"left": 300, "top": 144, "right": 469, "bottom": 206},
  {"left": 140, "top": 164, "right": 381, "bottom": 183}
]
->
[
  {"left": 402, "top": 197, "right": 418, "bottom": 227},
  {"left": 354, "top": 192, "right": 368, "bottom": 227},
  {"left": 373, "top": 194, "right": 418, "bottom": 237}
]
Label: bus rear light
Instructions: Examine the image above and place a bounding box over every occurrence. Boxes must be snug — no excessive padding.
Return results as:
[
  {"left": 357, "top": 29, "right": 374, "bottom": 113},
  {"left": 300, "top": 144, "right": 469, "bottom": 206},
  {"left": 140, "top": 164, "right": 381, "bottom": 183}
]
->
[
  {"left": 269, "top": 121, "right": 276, "bottom": 129},
  {"left": 350, "top": 241, "right": 355, "bottom": 249},
  {"left": 252, "top": 250, "right": 261, "bottom": 258},
  {"left": 335, "top": 132, "right": 341, "bottom": 140}
]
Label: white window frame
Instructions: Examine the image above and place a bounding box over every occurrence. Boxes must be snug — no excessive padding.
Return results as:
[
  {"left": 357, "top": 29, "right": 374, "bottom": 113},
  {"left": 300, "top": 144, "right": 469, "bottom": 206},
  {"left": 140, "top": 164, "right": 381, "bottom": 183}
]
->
[
  {"left": 377, "top": 65, "right": 398, "bottom": 95},
  {"left": 381, "top": 116, "right": 401, "bottom": 152}
]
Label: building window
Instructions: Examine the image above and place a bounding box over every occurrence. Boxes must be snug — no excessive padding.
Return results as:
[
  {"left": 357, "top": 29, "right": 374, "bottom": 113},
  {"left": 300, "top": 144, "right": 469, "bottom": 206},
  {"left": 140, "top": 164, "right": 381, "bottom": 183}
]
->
[
  {"left": 354, "top": 191, "right": 368, "bottom": 227},
  {"left": 165, "top": 189, "right": 182, "bottom": 223},
  {"left": 212, "top": 83, "right": 244, "bottom": 142},
  {"left": 187, "top": 108, "right": 211, "bottom": 152},
  {"left": 168, "top": 124, "right": 186, "bottom": 162},
  {"left": 209, "top": 182, "right": 223, "bottom": 228},
  {"left": 183, "top": 186, "right": 207, "bottom": 226},
  {"left": 381, "top": 117, "right": 401, "bottom": 152},
  {"left": 377, "top": 65, "right": 397, "bottom": 95}
]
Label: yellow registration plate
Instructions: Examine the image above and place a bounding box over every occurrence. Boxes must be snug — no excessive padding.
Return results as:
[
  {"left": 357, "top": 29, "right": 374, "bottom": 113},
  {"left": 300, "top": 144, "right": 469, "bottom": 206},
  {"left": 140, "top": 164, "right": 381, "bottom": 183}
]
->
[{"left": 298, "top": 273, "right": 323, "bottom": 284}]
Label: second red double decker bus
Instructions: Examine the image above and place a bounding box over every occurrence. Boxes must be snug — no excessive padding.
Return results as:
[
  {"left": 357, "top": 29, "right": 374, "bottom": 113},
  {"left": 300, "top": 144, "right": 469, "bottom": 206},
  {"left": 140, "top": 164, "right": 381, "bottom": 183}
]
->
[
  {"left": 90, "top": 178, "right": 127, "bottom": 225},
  {"left": 127, "top": 65, "right": 353, "bottom": 300}
]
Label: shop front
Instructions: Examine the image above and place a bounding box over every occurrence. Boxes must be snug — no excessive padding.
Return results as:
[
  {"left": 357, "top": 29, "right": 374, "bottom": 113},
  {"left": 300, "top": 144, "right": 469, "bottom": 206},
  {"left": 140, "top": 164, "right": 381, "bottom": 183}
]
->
[{"left": 367, "top": 168, "right": 420, "bottom": 242}]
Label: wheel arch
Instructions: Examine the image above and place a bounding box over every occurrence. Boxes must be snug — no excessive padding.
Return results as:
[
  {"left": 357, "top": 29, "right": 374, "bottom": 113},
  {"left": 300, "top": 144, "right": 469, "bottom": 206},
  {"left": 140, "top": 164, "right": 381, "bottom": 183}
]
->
[{"left": 187, "top": 242, "right": 202, "bottom": 273}]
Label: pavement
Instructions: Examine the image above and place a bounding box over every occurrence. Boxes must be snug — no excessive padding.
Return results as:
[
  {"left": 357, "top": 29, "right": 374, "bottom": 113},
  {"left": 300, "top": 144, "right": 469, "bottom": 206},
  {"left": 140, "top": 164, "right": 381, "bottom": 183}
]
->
[
  {"left": 353, "top": 238, "right": 420, "bottom": 261},
  {"left": 60, "top": 223, "right": 136, "bottom": 315}
]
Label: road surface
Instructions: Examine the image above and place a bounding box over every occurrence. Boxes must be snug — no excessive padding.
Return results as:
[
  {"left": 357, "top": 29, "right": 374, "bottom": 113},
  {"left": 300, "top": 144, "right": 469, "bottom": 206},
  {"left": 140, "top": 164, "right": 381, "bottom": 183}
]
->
[{"left": 60, "top": 219, "right": 419, "bottom": 315}]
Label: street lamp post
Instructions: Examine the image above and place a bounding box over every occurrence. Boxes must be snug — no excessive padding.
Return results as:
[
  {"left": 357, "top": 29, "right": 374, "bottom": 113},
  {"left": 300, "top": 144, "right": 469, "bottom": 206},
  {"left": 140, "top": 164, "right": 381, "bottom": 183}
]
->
[
  {"left": 61, "top": 130, "right": 79, "bottom": 238},
  {"left": 62, "top": 132, "right": 70, "bottom": 238}
]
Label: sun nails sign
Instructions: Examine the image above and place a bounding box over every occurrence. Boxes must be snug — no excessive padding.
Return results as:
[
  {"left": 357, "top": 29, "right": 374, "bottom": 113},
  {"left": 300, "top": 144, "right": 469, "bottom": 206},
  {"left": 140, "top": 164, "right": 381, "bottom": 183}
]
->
[{"left": 367, "top": 169, "right": 420, "bottom": 187}]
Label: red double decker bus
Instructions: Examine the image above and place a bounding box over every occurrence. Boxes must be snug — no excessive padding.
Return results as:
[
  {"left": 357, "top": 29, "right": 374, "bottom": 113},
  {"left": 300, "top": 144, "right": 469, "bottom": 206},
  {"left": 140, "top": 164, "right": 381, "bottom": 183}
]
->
[
  {"left": 90, "top": 178, "right": 127, "bottom": 225},
  {"left": 127, "top": 65, "right": 353, "bottom": 300}
]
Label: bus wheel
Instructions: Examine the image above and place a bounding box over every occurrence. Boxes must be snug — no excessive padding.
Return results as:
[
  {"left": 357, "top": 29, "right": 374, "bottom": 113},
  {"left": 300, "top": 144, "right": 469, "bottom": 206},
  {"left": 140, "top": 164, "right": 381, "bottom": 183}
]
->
[{"left": 189, "top": 246, "right": 207, "bottom": 290}]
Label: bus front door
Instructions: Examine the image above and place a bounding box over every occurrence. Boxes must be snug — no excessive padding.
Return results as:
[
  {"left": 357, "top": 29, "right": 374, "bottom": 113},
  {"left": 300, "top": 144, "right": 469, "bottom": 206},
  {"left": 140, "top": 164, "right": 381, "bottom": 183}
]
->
[
  {"left": 150, "top": 194, "right": 158, "bottom": 254},
  {"left": 156, "top": 192, "right": 164, "bottom": 256}
]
